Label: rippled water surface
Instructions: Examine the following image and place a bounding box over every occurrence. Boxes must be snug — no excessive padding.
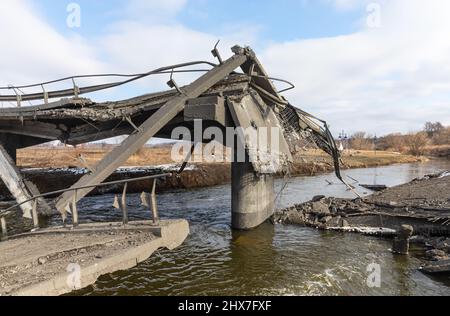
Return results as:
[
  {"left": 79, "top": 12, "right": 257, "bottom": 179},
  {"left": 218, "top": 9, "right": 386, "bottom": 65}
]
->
[{"left": 71, "top": 160, "right": 450, "bottom": 296}]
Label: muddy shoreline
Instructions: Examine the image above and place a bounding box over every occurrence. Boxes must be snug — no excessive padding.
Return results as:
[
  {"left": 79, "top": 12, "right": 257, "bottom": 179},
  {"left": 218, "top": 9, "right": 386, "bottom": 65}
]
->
[{"left": 1, "top": 152, "right": 425, "bottom": 201}]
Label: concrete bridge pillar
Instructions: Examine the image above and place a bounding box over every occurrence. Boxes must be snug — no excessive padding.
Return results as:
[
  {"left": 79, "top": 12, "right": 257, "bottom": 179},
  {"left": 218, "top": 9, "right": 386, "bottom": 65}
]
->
[{"left": 231, "top": 161, "right": 275, "bottom": 230}]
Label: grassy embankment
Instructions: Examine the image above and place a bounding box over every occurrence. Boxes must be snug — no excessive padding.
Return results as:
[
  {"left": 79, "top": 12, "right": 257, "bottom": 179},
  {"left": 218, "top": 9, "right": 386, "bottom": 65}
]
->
[
  {"left": 15, "top": 146, "right": 425, "bottom": 191},
  {"left": 0, "top": 145, "right": 425, "bottom": 198}
]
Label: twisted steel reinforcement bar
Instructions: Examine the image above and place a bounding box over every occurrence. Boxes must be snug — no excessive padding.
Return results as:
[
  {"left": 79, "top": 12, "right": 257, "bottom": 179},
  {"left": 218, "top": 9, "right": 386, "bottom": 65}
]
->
[
  {"left": 0, "top": 64, "right": 294, "bottom": 102},
  {"left": 0, "top": 61, "right": 217, "bottom": 102}
]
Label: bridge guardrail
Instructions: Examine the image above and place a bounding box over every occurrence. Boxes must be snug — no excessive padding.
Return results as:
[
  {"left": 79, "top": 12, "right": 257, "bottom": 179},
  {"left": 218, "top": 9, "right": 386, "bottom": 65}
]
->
[{"left": 0, "top": 173, "right": 171, "bottom": 240}]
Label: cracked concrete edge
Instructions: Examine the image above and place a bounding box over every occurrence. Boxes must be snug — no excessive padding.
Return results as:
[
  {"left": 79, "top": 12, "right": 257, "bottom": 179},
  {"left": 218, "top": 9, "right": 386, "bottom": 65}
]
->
[{"left": 10, "top": 219, "right": 190, "bottom": 296}]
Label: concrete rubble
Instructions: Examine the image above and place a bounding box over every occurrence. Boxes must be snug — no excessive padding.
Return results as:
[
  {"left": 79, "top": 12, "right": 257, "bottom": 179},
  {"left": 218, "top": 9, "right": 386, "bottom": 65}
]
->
[{"left": 274, "top": 171, "right": 450, "bottom": 273}]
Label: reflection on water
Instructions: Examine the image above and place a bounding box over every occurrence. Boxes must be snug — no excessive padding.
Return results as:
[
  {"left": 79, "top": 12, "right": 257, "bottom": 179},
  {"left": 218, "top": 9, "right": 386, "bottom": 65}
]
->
[{"left": 69, "top": 161, "right": 450, "bottom": 296}]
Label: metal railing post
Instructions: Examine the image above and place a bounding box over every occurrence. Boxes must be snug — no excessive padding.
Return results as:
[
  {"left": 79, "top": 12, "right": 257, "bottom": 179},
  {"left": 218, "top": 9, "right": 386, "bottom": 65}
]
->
[
  {"left": 1, "top": 217, "right": 7, "bottom": 239},
  {"left": 72, "top": 190, "right": 79, "bottom": 227},
  {"left": 41, "top": 84, "right": 48, "bottom": 105},
  {"left": 122, "top": 183, "right": 128, "bottom": 225},
  {"left": 16, "top": 93, "right": 21, "bottom": 108},
  {"left": 2, "top": 173, "right": 170, "bottom": 234},
  {"left": 151, "top": 180, "right": 159, "bottom": 225},
  {"left": 32, "top": 199, "right": 39, "bottom": 229}
]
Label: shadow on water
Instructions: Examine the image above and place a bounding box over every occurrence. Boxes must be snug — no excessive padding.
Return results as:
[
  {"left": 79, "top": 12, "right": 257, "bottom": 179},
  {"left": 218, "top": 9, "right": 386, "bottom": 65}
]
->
[{"left": 55, "top": 160, "right": 450, "bottom": 295}]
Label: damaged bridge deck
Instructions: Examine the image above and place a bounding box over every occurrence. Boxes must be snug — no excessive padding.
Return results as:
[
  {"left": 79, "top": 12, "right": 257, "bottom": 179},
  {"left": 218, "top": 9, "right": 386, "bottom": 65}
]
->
[
  {"left": 0, "top": 75, "right": 252, "bottom": 146},
  {"left": 0, "top": 220, "right": 189, "bottom": 296},
  {"left": 0, "top": 44, "right": 340, "bottom": 231},
  {"left": 0, "top": 44, "right": 346, "bottom": 295}
]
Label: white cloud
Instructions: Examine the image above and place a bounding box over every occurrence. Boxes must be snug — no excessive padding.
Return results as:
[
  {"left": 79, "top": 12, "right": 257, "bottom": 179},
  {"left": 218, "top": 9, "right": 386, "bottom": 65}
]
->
[
  {"left": 100, "top": 22, "right": 216, "bottom": 72},
  {"left": 261, "top": 0, "right": 450, "bottom": 135},
  {"left": 1, "top": 0, "right": 449, "bottom": 136},
  {"left": 0, "top": 0, "right": 253, "bottom": 101},
  {"left": 0, "top": 0, "right": 105, "bottom": 89},
  {"left": 99, "top": 21, "right": 259, "bottom": 71}
]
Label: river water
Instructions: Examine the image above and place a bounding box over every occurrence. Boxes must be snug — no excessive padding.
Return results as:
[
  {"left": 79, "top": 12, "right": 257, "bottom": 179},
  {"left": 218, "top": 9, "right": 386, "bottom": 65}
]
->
[{"left": 72, "top": 160, "right": 450, "bottom": 296}]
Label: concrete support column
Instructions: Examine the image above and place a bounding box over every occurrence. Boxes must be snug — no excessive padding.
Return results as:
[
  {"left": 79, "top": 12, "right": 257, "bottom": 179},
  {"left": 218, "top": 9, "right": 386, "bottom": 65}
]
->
[{"left": 231, "top": 161, "right": 275, "bottom": 230}]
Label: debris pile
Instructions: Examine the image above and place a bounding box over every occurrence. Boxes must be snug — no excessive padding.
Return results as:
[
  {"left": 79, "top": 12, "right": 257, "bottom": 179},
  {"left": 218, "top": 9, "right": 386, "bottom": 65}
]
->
[
  {"left": 274, "top": 171, "right": 450, "bottom": 270},
  {"left": 273, "top": 196, "right": 398, "bottom": 236}
]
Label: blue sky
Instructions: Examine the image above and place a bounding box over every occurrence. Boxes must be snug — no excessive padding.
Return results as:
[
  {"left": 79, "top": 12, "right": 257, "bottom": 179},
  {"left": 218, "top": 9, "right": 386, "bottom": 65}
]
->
[
  {"left": 35, "top": 0, "right": 364, "bottom": 41},
  {"left": 1, "top": 0, "right": 449, "bottom": 136}
]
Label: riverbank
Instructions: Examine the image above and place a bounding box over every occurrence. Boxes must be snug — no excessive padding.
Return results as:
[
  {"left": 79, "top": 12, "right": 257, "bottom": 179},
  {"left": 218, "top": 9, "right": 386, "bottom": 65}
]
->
[
  {"left": 0, "top": 146, "right": 424, "bottom": 200},
  {"left": 425, "top": 145, "right": 450, "bottom": 159},
  {"left": 290, "top": 149, "right": 426, "bottom": 176},
  {"left": 274, "top": 171, "right": 450, "bottom": 269},
  {"left": 17, "top": 146, "right": 425, "bottom": 171}
]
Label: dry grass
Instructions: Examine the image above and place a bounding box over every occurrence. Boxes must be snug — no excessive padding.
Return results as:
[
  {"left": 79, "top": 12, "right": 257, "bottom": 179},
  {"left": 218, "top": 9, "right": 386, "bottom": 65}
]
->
[
  {"left": 340, "top": 150, "right": 426, "bottom": 167},
  {"left": 17, "top": 146, "right": 176, "bottom": 169},
  {"left": 289, "top": 149, "right": 424, "bottom": 176},
  {"left": 17, "top": 145, "right": 424, "bottom": 170},
  {"left": 423, "top": 145, "right": 450, "bottom": 158}
]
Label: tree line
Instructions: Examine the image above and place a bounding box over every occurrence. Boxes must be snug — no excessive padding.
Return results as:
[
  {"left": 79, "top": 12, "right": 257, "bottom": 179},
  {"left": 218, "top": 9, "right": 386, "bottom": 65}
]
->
[{"left": 346, "top": 122, "right": 450, "bottom": 156}]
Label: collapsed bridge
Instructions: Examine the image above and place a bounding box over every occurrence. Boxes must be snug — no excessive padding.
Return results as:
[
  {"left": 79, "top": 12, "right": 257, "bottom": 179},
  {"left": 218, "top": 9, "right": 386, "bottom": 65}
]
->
[{"left": 0, "top": 45, "right": 341, "bottom": 230}]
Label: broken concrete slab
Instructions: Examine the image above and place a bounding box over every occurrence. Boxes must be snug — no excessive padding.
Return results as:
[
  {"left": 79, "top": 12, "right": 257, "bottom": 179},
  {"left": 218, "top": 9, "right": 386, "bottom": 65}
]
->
[
  {"left": 0, "top": 219, "right": 189, "bottom": 296},
  {"left": 274, "top": 172, "right": 450, "bottom": 236}
]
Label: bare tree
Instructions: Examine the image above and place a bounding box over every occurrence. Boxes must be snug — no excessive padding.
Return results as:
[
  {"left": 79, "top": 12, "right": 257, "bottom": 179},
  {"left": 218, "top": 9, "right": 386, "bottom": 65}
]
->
[
  {"left": 424, "top": 122, "right": 444, "bottom": 138},
  {"left": 432, "top": 127, "right": 450, "bottom": 146},
  {"left": 405, "top": 132, "right": 429, "bottom": 156},
  {"left": 380, "top": 133, "right": 404, "bottom": 152},
  {"left": 350, "top": 132, "right": 373, "bottom": 150}
]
